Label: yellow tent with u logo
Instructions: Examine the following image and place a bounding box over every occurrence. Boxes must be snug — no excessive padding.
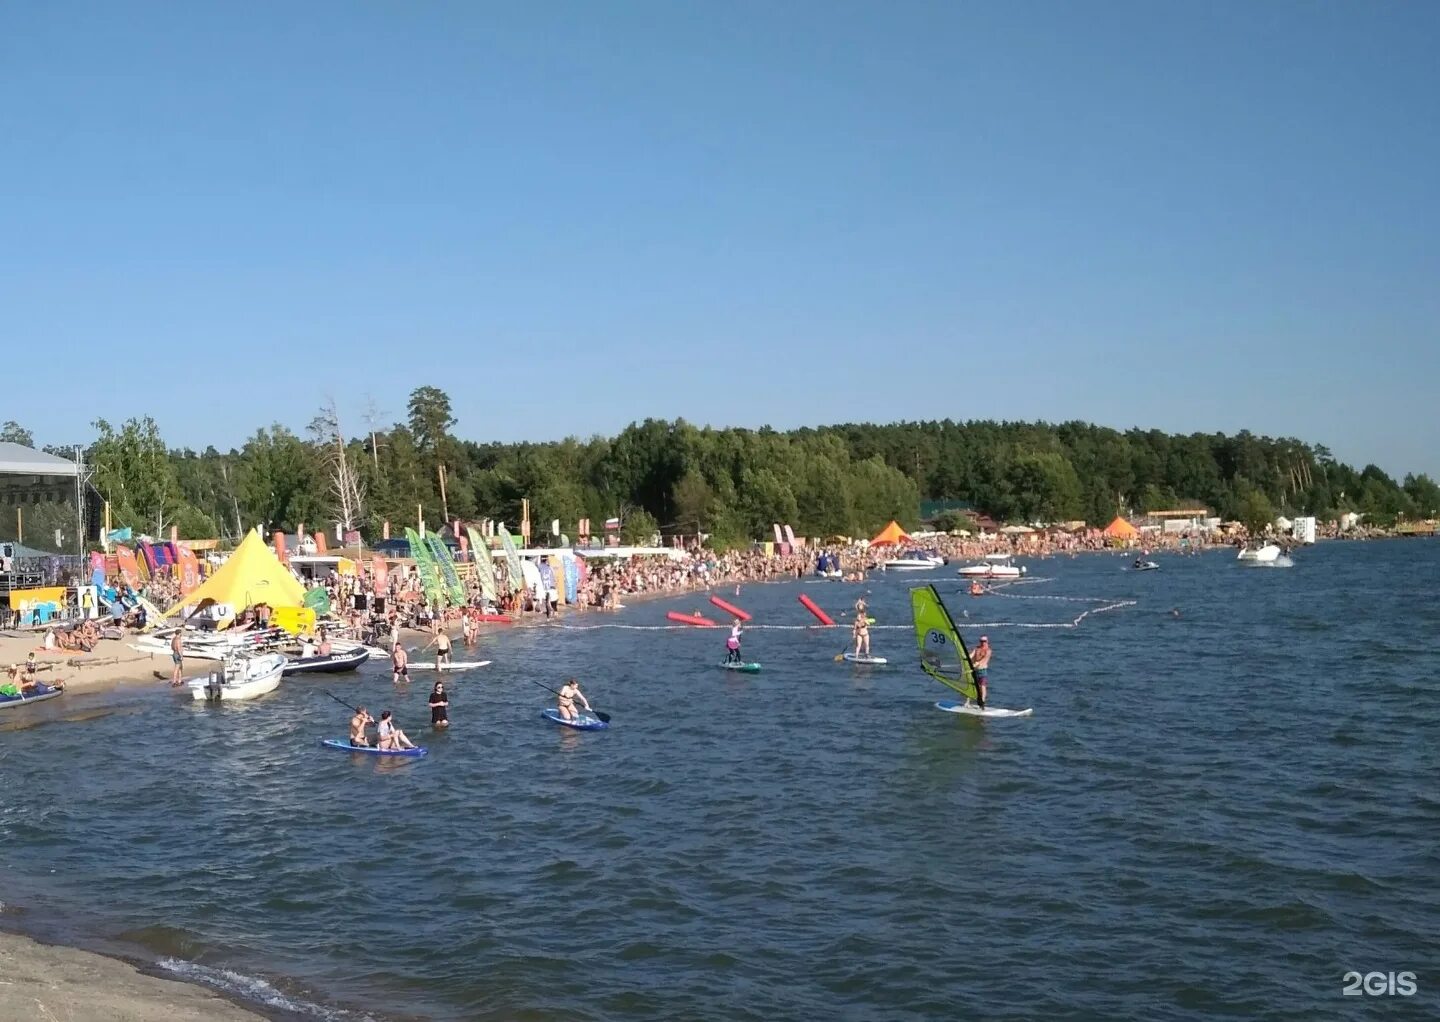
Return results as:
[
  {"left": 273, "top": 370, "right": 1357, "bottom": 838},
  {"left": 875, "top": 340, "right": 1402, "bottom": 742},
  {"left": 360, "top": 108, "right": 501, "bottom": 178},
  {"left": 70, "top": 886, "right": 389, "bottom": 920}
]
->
[{"left": 164, "top": 529, "right": 305, "bottom": 618}]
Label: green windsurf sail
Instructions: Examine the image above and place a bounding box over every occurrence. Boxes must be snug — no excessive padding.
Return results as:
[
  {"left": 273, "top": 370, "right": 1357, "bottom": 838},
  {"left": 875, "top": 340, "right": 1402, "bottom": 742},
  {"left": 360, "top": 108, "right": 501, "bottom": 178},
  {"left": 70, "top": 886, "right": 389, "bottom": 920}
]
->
[
  {"left": 426, "top": 535, "right": 466, "bottom": 606},
  {"left": 405, "top": 528, "right": 444, "bottom": 609},
  {"left": 911, "top": 584, "right": 978, "bottom": 702},
  {"left": 465, "top": 526, "right": 498, "bottom": 604},
  {"left": 498, "top": 525, "right": 524, "bottom": 594}
]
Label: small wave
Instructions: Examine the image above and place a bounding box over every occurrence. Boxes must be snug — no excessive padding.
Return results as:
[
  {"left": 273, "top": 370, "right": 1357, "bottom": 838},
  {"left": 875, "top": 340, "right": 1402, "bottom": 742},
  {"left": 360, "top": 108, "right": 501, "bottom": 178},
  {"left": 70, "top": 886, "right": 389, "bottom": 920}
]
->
[{"left": 159, "top": 958, "right": 369, "bottom": 1019}]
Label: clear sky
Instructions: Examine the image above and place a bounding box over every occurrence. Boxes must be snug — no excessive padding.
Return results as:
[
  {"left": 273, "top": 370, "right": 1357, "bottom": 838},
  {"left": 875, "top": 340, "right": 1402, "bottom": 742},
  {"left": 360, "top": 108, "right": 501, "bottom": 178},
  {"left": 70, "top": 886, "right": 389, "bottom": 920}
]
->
[{"left": 3, "top": 2, "right": 1437, "bottom": 478}]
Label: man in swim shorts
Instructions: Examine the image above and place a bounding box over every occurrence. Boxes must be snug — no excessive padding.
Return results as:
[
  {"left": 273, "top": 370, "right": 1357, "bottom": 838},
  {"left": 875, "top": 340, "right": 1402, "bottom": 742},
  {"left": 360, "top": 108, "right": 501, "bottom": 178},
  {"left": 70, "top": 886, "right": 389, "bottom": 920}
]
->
[
  {"left": 350, "top": 706, "right": 374, "bottom": 747},
  {"left": 971, "top": 635, "right": 991, "bottom": 709},
  {"left": 391, "top": 642, "right": 409, "bottom": 684}
]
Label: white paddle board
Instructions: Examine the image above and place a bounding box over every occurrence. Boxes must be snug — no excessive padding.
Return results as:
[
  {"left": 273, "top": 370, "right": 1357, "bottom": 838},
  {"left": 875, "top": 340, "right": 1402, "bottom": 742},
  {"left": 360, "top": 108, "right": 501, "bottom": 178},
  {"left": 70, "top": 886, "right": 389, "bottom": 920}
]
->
[
  {"left": 843, "top": 653, "right": 887, "bottom": 664},
  {"left": 407, "top": 660, "right": 492, "bottom": 671},
  {"left": 936, "top": 700, "right": 1032, "bottom": 718}
]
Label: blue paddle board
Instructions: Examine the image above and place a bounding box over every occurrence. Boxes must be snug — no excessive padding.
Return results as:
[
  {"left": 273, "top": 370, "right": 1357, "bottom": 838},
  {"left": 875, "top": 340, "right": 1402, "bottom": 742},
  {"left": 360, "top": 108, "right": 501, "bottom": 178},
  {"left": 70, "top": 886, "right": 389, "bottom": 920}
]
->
[
  {"left": 320, "top": 738, "right": 428, "bottom": 757},
  {"left": 540, "top": 708, "right": 608, "bottom": 730}
]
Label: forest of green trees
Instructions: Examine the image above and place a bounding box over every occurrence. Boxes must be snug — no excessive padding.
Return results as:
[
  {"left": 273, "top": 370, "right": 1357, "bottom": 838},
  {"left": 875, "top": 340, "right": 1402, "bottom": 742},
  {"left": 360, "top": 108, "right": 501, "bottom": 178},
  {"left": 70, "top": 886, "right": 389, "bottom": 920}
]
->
[{"left": 3, "top": 385, "right": 1437, "bottom": 550}]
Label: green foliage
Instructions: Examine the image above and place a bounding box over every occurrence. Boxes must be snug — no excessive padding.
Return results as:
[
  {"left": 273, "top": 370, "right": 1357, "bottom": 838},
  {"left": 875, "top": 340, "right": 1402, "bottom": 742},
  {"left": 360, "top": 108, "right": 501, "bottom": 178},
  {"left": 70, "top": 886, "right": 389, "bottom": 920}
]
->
[
  {"left": 621, "top": 508, "right": 660, "bottom": 545},
  {"left": 0, "top": 421, "right": 35, "bottom": 447},
  {"left": 47, "top": 386, "right": 1428, "bottom": 545}
]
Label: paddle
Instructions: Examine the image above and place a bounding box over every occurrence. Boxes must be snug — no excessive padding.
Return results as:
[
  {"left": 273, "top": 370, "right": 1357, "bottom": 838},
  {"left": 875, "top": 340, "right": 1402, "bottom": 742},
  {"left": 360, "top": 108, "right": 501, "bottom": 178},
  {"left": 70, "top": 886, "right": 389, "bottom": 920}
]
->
[
  {"left": 323, "top": 690, "right": 421, "bottom": 750},
  {"left": 323, "top": 689, "right": 360, "bottom": 714},
  {"left": 527, "top": 678, "right": 611, "bottom": 723}
]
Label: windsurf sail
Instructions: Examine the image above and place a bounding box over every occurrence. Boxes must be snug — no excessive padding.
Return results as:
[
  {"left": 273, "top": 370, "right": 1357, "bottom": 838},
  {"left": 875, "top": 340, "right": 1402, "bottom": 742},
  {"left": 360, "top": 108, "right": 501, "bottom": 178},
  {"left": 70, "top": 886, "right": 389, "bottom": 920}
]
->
[
  {"left": 426, "top": 535, "right": 466, "bottom": 606},
  {"left": 911, "top": 584, "right": 978, "bottom": 702},
  {"left": 465, "top": 526, "right": 498, "bottom": 605},
  {"left": 405, "top": 528, "right": 444, "bottom": 609},
  {"left": 498, "top": 526, "right": 524, "bottom": 594}
]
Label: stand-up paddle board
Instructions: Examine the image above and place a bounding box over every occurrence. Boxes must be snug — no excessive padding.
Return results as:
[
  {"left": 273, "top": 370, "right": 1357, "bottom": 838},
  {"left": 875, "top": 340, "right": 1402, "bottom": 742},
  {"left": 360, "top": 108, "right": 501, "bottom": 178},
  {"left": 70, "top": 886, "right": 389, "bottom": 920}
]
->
[
  {"left": 541, "top": 708, "right": 609, "bottom": 730},
  {"left": 935, "top": 700, "right": 1032, "bottom": 718},
  {"left": 843, "top": 653, "right": 888, "bottom": 664},
  {"left": 320, "top": 738, "right": 428, "bottom": 757},
  {"left": 719, "top": 662, "right": 761, "bottom": 673},
  {"left": 407, "top": 661, "right": 491, "bottom": 671}
]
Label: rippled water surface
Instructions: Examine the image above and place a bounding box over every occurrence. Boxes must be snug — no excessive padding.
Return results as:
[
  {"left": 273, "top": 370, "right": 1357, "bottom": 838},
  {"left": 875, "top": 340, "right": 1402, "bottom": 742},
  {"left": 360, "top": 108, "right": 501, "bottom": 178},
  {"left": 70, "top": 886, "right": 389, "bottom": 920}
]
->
[{"left": 3, "top": 541, "right": 1438, "bottom": 1020}]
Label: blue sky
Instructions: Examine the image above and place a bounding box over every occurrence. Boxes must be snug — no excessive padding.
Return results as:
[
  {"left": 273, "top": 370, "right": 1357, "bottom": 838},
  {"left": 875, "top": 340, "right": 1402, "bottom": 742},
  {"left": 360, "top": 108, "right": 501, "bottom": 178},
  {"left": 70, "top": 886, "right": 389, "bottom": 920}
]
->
[{"left": 3, "top": 2, "right": 1436, "bottom": 478}]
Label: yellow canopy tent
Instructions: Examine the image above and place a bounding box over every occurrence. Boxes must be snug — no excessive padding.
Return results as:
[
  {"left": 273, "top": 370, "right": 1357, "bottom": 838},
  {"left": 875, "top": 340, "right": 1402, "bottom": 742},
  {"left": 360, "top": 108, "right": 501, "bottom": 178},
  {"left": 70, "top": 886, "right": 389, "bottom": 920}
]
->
[
  {"left": 870, "top": 521, "right": 911, "bottom": 546},
  {"left": 1103, "top": 516, "right": 1139, "bottom": 540},
  {"left": 165, "top": 529, "right": 306, "bottom": 618}
]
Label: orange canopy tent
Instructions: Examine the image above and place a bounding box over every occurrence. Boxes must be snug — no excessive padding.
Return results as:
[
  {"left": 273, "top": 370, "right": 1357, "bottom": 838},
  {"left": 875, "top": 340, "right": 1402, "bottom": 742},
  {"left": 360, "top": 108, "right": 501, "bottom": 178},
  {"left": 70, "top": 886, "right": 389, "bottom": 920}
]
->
[
  {"left": 1102, "top": 516, "right": 1138, "bottom": 540},
  {"left": 870, "top": 521, "right": 911, "bottom": 546}
]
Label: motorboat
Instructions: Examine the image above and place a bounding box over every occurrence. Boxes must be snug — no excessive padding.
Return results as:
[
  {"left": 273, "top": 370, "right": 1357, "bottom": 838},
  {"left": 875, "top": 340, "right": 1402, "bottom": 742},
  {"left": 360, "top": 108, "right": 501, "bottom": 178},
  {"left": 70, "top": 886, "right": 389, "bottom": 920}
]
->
[
  {"left": 957, "top": 558, "right": 1025, "bottom": 579},
  {"left": 1236, "top": 543, "right": 1285, "bottom": 565},
  {"left": 1131, "top": 560, "right": 1160, "bottom": 572},
  {"left": 281, "top": 644, "right": 369, "bottom": 676},
  {"left": 883, "top": 550, "right": 946, "bottom": 570},
  {"left": 188, "top": 653, "right": 286, "bottom": 702}
]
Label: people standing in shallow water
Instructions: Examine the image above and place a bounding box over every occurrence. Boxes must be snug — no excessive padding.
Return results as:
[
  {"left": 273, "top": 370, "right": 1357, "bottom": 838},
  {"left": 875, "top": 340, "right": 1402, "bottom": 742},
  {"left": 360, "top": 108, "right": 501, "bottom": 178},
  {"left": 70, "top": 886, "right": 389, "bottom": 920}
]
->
[{"left": 428, "top": 682, "right": 450, "bottom": 729}]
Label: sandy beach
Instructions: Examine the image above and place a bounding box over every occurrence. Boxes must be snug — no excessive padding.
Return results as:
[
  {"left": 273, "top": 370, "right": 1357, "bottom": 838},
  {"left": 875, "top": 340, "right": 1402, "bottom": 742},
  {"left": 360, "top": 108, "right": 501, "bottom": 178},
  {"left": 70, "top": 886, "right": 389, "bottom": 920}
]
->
[
  {"left": 0, "top": 930, "right": 266, "bottom": 1021},
  {"left": 0, "top": 630, "right": 162, "bottom": 695}
]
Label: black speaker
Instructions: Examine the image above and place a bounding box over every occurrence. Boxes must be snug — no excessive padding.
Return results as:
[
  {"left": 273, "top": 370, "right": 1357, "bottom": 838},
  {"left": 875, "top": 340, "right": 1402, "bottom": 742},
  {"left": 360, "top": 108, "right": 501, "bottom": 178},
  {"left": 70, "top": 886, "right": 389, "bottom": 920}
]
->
[
  {"left": 353, "top": 594, "right": 368, "bottom": 611},
  {"left": 372, "top": 597, "right": 386, "bottom": 614}
]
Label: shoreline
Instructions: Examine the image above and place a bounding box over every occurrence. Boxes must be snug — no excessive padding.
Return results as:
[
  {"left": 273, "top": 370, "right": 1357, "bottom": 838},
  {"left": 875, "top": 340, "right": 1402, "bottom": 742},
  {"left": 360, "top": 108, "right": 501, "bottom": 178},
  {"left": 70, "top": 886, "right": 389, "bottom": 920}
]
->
[{"left": 0, "top": 925, "right": 272, "bottom": 1022}]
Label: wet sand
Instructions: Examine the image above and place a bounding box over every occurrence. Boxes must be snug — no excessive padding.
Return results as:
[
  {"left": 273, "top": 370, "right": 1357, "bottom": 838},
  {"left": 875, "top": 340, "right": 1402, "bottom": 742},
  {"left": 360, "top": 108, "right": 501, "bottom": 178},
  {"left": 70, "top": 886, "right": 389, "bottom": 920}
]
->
[{"left": 0, "top": 930, "right": 265, "bottom": 1021}]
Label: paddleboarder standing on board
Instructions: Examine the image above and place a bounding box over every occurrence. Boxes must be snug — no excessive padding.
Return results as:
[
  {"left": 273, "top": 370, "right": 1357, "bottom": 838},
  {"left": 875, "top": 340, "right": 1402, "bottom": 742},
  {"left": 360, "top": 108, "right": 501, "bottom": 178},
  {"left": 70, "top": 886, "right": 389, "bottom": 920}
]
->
[
  {"left": 852, "top": 613, "right": 871, "bottom": 659},
  {"left": 970, "top": 636, "right": 992, "bottom": 709},
  {"left": 557, "top": 678, "right": 592, "bottom": 723},
  {"left": 726, "top": 618, "right": 743, "bottom": 664}
]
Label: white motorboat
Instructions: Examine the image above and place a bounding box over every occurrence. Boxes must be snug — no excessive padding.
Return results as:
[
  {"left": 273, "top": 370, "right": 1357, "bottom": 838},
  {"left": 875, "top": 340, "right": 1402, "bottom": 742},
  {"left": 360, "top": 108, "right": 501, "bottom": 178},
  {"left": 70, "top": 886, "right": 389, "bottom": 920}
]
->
[
  {"left": 187, "top": 653, "right": 286, "bottom": 702},
  {"left": 883, "top": 551, "right": 945, "bottom": 570},
  {"left": 958, "top": 559, "right": 1025, "bottom": 579},
  {"left": 1236, "top": 543, "right": 1285, "bottom": 564}
]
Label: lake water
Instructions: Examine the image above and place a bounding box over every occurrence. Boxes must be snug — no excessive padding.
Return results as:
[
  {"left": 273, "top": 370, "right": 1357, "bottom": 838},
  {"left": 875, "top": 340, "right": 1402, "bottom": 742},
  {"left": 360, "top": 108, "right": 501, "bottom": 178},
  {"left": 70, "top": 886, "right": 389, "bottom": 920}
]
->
[{"left": 2, "top": 540, "right": 1437, "bottom": 1020}]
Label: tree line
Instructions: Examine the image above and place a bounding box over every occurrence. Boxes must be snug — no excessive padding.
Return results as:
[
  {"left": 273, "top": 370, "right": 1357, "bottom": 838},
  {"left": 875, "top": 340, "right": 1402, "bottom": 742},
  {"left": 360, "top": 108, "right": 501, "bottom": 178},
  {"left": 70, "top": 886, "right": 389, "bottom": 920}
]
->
[{"left": 3, "top": 390, "right": 1437, "bottom": 550}]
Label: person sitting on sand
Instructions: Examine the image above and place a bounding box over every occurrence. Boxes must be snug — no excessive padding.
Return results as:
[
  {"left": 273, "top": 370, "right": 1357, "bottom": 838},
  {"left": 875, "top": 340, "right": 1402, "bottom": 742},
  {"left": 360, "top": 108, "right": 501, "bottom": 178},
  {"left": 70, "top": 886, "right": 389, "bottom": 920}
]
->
[{"left": 376, "top": 710, "right": 417, "bottom": 750}]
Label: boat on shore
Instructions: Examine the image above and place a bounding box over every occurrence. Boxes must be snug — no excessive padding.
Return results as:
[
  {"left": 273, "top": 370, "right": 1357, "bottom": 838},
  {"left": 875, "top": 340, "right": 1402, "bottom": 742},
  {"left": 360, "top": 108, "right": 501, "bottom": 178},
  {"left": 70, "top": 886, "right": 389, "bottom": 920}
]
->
[
  {"left": 187, "top": 653, "right": 286, "bottom": 702},
  {"left": 133, "top": 626, "right": 289, "bottom": 662},
  {"left": 0, "top": 683, "right": 64, "bottom": 709}
]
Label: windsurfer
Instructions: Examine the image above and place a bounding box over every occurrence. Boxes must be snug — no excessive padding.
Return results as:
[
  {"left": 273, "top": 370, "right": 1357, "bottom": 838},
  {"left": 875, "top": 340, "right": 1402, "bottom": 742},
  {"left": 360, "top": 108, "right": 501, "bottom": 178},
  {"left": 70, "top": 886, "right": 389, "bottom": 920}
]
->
[{"left": 970, "top": 635, "right": 991, "bottom": 709}]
